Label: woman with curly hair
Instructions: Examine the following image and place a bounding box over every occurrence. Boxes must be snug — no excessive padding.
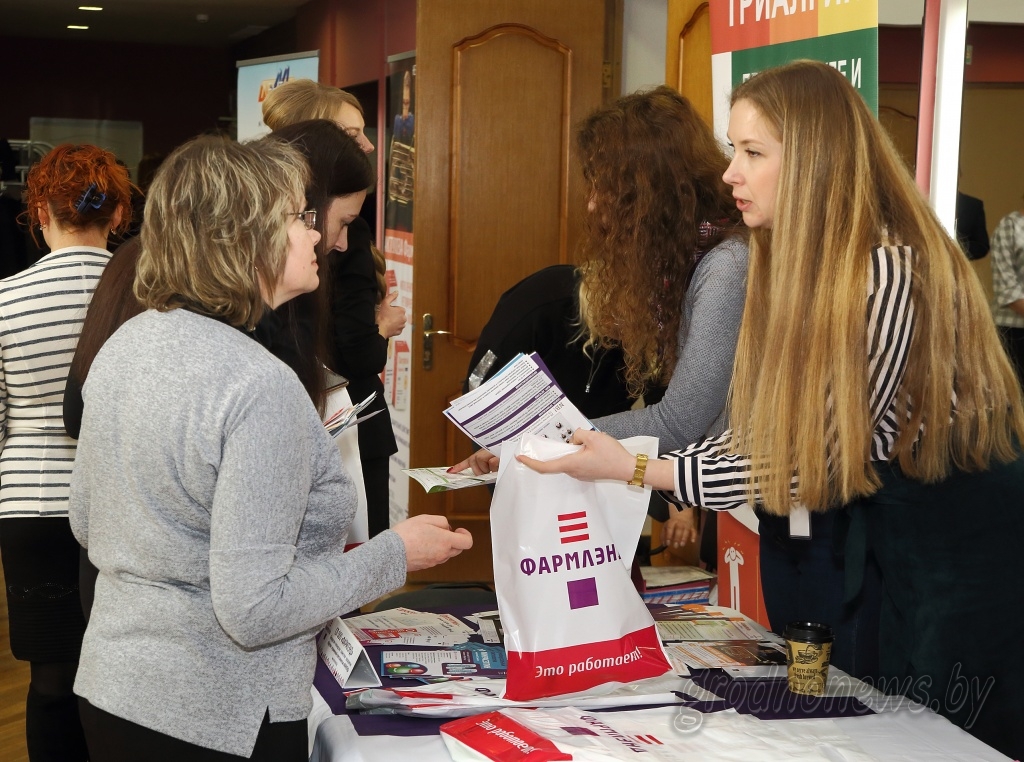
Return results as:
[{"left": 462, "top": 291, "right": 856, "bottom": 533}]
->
[
  {"left": 580, "top": 86, "right": 747, "bottom": 552},
  {"left": 457, "top": 87, "right": 747, "bottom": 552},
  {"left": 577, "top": 86, "right": 746, "bottom": 450},
  {"left": 522, "top": 61, "right": 1024, "bottom": 758},
  {"left": 0, "top": 143, "right": 133, "bottom": 761}
]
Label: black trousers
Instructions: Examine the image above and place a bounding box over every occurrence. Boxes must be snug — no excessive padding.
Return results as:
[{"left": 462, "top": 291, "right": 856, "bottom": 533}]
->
[
  {"left": 756, "top": 508, "right": 881, "bottom": 680},
  {"left": 362, "top": 454, "right": 392, "bottom": 538},
  {"left": 997, "top": 325, "right": 1024, "bottom": 390},
  {"left": 79, "top": 701, "right": 307, "bottom": 762},
  {"left": 855, "top": 455, "right": 1024, "bottom": 761},
  {"left": 0, "top": 517, "right": 86, "bottom": 661}
]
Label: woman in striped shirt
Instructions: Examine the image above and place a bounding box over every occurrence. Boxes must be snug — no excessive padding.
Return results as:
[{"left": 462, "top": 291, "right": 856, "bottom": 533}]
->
[
  {"left": 0, "top": 144, "right": 133, "bottom": 761},
  {"left": 524, "top": 61, "right": 1024, "bottom": 758}
]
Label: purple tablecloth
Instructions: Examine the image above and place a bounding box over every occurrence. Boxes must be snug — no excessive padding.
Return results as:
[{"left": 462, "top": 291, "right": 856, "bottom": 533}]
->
[{"left": 314, "top": 639, "right": 872, "bottom": 737}]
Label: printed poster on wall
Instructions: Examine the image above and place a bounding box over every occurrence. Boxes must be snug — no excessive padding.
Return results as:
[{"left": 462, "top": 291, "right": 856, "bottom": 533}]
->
[
  {"left": 235, "top": 51, "right": 319, "bottom": 141},
  {"left": 383, "top": 52, "right": 416, "bottom": 527},
  {"left": 709, "top": 0, "right": 878, "bottom": 141}
]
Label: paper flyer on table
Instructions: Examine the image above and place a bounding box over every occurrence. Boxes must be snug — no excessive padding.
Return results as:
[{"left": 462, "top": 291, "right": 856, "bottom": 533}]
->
[
  {"left": 316, "top": 617, "right": 382, "bottom": 689},
  {"left": 443, "top": 353, "right": 593, "bottom": 451},
  {"left": 381, "top": 644, "right": 508, "bottom": 680},
  {"left": 342, "top": 608, "right": 475, "bottom": 647},
  {"left": 652, "top": 605, "right": 765, "bottom": 642},
  {"left": 665, "top": 640, "right": 787, "bottom": 672},
  {"left": 403, "top": 466, "right": 497, "bottom": 493}
]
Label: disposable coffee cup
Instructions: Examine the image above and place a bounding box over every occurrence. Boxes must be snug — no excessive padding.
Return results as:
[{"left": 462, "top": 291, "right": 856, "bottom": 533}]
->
[{"left": 784, "top": 621, "right": 833, "bottom": 696}]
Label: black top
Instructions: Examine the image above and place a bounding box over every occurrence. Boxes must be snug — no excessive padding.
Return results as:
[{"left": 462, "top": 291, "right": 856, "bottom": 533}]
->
[
  {"left": 327, "top": 217, "right": 397, "bottom": 460},
  {"left": 465, "top": 264, "right": 657, "bottom": 420},
  {"left": 955, "top": 191, "right": 990, "bottom": 260}
]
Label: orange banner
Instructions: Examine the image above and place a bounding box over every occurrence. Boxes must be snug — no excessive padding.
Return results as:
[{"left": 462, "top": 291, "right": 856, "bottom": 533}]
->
[{"left": 711, "top": 0, "right": 877, "bottom": 54}]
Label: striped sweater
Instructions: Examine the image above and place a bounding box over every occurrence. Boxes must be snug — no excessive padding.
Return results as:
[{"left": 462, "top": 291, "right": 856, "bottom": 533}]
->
[
  {"left": 665, "top": 245, "right": 916, "bottom": 509},
  {"left": 0, "top": 246, "right": 110, "bottom": 518}
]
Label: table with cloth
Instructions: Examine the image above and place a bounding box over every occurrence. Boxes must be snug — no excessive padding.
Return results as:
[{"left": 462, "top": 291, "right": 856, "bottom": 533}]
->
[{"left": 304, "top": 605, "right": 1011, "bottom": 762}]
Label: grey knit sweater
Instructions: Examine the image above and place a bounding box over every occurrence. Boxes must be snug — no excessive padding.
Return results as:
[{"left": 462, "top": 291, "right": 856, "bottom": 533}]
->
[
  {"left": 594, "top": 237, "right": 748, "bottom": 452},
  {"left": 69, "top": 308, "right": 406, "bottom": 756}
]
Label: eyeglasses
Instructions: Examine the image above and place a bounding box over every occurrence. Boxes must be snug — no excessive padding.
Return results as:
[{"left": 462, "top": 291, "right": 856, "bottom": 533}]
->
[{"left": 289, "top": 209, "right": 317, "bottom": 230}]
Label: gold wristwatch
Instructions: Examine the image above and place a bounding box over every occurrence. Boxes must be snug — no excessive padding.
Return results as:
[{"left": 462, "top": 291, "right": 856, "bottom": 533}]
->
[{"left": 628, "top": 453, "right": 648, "bottom": 487}]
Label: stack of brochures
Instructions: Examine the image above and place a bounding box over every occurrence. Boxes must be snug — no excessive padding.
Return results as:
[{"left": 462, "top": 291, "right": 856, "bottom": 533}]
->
[
  {"left": 403, "top": 353, "right": 595, "bottom": 492},
  {"left": 323, "top": 391, "right": 378, "bottom": 438},
  {"left": 652, "top": 604, "right": 786, "bottom": 678},
  {"left": 664, "top": 639, "right": 787, "bottom": 678},
  {"left": 442, "top": 352, "right": 593, "bottom": 451},
  {"left": 318, "top": 607, "right": 510, "bottom": 691},
  {"left": 639, "top": 565, "right": 715, "bottom": 605}
]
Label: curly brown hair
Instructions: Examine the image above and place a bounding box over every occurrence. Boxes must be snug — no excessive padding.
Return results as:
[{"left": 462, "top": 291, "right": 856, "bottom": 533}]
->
[{"left": 577, "top": 86, "right": 741, "bottom": 396}]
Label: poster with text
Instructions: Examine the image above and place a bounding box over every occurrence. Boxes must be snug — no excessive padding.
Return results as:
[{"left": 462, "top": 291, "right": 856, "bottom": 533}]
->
[
  {"left": 236, "top": 51, "right": 319, "bottom": 142},
  {"left": 710, "top": 0, "right": 878, "bottom": 142},
  {"left": 383, "top": 53, "right": 416, "bottom": 527}
]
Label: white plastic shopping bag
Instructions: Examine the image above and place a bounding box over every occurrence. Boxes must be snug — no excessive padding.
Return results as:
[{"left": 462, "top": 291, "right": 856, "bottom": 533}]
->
[
  {"left": 491, "top": 434, "right": 671, "bottom": 701},
  {"left": 441, "top": 710, "right": 571, "bottom": 762}
]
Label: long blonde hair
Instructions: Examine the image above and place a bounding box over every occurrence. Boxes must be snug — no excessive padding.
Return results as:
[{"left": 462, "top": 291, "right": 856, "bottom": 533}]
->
[{"left": 728, "top": 60, "right": 1024, "bottom": 514}]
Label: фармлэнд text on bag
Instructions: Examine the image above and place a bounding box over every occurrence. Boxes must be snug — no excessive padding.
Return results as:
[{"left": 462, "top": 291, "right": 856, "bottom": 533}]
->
[{"left": 491, "top": 434, "right": 671, "bottom": 701}]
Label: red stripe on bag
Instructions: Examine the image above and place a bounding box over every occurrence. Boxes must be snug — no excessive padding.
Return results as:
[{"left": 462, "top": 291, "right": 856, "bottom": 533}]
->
[
  {"left": 558, "top": 522, "right": 588, "bottom": 533},
  {"left": 392, "top": 689, "right": 456, "bottom": 699},
  {"left": 504, "top": 624, "right": 670, "bottom": 701},
  {"left": 559, "top": 534, "right": 590, "bottom": 544},
  {"left": 636, "top": 734, "right": 662, "bottom": 744},
  {"left": 556, "top": 511, "right": 587, "bottom": 521},
  {"left": 441, "top": 711, "right": 572, "bottom": 761}
]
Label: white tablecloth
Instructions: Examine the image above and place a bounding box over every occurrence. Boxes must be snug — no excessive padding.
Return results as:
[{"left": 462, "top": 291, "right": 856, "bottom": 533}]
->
[{"left": 307, "top": 673, "right": 1012, "bottom": 762}]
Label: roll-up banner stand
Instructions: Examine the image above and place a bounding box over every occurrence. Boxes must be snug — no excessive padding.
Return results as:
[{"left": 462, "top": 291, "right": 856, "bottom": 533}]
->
[
  {"left": 236, "top": 50, "right": 319, "bottom": 142},
  {"left": 383, "top": 51, "right": 416, "bottom": 527},
  {"left": 709, "top": 0, "right": 878, "bottom": 141}
]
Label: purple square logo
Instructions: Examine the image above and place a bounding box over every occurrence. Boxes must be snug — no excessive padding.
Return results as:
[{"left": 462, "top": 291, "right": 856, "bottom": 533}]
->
[{"left": 567, "top": 577, "right": 599, "bottom": 610}]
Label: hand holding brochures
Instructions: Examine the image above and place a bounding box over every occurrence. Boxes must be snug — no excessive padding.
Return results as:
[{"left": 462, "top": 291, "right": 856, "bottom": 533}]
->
[{"left": 405, "top": 353, "right": 594, "bottom": 492}]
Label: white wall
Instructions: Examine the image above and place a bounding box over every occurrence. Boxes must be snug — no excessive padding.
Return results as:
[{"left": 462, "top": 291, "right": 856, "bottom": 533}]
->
[
  {"left": 621, "top": 0, "right": 668, "bottom": 94},
  {"left": 880, "top": 0, "right": 1024, "bottom": 25}
]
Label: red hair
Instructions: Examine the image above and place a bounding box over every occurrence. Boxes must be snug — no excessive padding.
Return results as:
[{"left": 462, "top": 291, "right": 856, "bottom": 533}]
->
[{"left": 23, "top": 143, "right": 135, "bottom": 245}]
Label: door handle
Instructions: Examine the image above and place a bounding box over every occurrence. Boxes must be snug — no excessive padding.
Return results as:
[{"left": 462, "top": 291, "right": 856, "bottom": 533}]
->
[{"left": 422, "top": 313, "right": 452, "bottom": 370}]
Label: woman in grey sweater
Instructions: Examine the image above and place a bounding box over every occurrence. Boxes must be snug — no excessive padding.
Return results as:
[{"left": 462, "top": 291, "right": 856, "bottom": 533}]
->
[{"left": 68, "top": 135, "right": 471, "bottom": 761}]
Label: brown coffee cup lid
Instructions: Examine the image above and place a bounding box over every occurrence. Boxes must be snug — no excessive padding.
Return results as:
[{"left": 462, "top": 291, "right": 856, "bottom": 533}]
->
[{"left": 784, "top": 621, "right": 834, "bottom": 643}]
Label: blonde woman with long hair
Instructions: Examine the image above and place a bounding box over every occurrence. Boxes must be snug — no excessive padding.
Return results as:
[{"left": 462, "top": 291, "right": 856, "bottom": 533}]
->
[{"left": 523, "top": 61, "right": 1024, "bottom": 758}]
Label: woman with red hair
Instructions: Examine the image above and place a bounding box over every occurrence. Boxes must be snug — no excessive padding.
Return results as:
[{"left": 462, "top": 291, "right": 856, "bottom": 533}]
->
[{"left": 0, "top": 143, "right": 133, "bottom": 761}]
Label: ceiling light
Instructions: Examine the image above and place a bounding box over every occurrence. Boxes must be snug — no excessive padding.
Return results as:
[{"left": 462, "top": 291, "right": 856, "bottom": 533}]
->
[
  {"left": 78, "top": 6, "right": 103, "bottom": 10},
  {"left": 67, "top": 24, "right": 89, "bottom": 29}
]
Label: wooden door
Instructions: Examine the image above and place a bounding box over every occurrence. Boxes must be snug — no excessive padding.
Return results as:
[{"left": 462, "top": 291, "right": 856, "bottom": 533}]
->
[
  {"left": 410, "top": 0, "right": 620, "bottom": 582},
  {"left": 668, "top": 0, "right": 713, "bottom": 126}
]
